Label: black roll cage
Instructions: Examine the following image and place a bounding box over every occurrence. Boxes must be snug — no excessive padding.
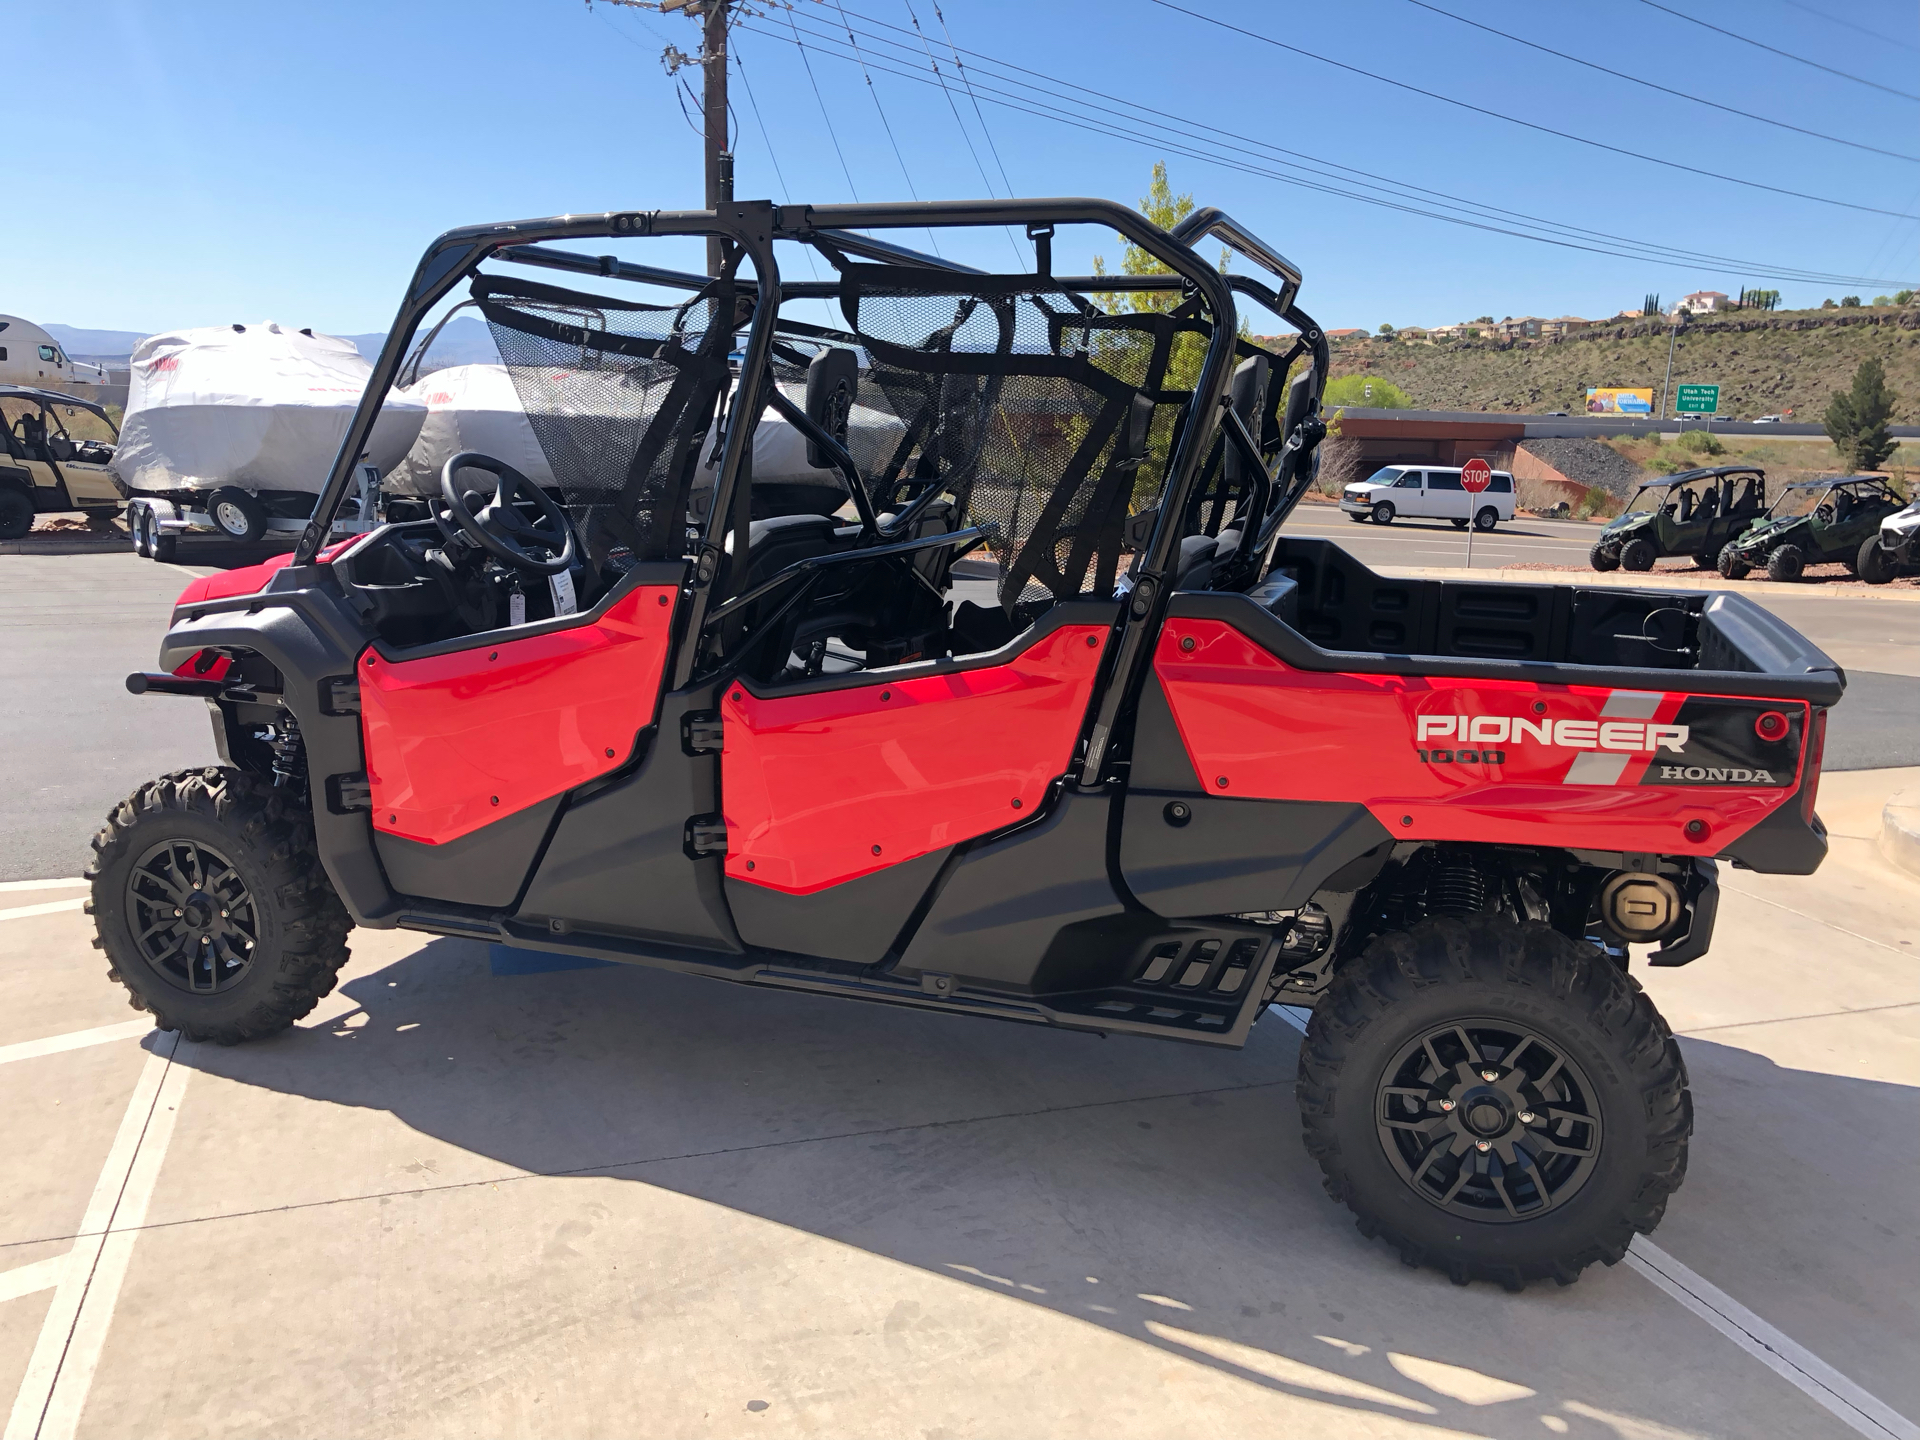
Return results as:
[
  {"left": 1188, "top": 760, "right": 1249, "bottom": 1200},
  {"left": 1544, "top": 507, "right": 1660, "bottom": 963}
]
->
[{"left": 296, "top": 196, "right": 1324, "bottom": 782}]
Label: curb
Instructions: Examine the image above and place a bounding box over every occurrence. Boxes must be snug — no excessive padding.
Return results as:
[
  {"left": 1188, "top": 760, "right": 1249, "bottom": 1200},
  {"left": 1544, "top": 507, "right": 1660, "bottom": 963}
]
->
[
  {"left": 0, "top": 536, "right": 134, "bottom": 555},
  {"left": 1880, "top": 789, "right": 1920, "bottom": 880},
  {"left": 1374, "top": 565, "right": 1920, "bottom": 601}
]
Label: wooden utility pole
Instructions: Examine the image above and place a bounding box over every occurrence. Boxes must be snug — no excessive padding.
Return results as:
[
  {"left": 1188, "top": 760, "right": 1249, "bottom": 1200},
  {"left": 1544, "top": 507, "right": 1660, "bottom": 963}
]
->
[{"left": 701, "top": 0, "right": 732, "bottom": 274}]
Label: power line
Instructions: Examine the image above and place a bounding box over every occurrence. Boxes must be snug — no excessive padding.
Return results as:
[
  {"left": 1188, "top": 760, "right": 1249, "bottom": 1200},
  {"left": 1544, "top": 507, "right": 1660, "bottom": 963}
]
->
[
  {"left": 1776, "top": 0, "right": 1919, "bottom": 56},
  {"left": 1405, "top": 0, "right": 1920, "bottom": 159},
  {"left": 1149, "top": 0, "right": 1920, "bottom": 221},
  {"left": 751, "top": 7, "right": 1915, "bottom": 286},
  {"left": 784, "top": 6, "right": 861, "bottom": 201},
  {"left": 932, "top": 2, "right": 1019, "bottom": 200},
  {"left": 1633, "top": 0, "right": 1920, "bottom": 101},
  {"left": 900, "top": 0, "right": 1026, "bottom": 264},
  {"left": 829, "top": 0, "right": 943, "bottom": 253},
  {"left": 731, "top": 33, "right": 839, "bottom": 323}
]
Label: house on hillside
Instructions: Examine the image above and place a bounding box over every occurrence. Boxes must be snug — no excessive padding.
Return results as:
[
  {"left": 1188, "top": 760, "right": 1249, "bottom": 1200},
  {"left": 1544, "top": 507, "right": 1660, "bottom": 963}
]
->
[
  {"left": 1325, "top": 328, "right": 1368, "bottom": 342},
  {"left": 1673, "top": 291, "right": 1728, "bottom": 316},
  {"left": 1539, "top": 316, "right": 1593, "bottom": 340},
  {"left": 1498, "top": 316, "right": 1546, "bottom": 339}
]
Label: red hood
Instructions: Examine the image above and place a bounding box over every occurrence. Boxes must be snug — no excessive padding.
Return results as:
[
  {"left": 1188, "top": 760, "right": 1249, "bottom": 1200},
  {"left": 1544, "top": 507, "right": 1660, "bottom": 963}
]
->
[{"left": 171, "top": 538, "right": 359, "bottom": 609}]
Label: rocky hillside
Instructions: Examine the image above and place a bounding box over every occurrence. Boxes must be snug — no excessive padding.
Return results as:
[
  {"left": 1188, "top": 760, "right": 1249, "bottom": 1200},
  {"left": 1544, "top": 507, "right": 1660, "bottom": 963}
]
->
[{"left": 1326, "top": 306, "right": 1920, "bottom": 422}]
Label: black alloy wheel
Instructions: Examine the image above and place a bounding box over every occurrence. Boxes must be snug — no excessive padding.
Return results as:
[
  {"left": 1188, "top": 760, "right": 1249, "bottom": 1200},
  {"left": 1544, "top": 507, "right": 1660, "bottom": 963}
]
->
[
  {"left": 1717, "top": 543, "right": 1751, "bottom": 580},
  {"left": 1372, "top": 501, "right": 1396, "bottom": 525},
  {"left": 1619, "top": 537, "right": 1657, "bottom": 572},
  {"left": 1588, "top": 541, "right": 1620, "bottom": 572},
  {"left": 125, "top": 837, "right": 259, "bottom": 994},
  {"left": 1858, "top": 535, "right": 1895, "bottom": 585},
  {"left": 1377, "top": 1020, "right": 1601, "bottom": 1222},
  {"left": 1767, "top": 544, "right": 1805, "bottom": 582}
]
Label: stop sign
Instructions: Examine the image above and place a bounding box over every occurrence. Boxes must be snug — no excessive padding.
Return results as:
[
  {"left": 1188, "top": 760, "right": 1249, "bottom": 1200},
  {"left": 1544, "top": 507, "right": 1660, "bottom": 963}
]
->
[{"left": 1461, "top": 457, "right": 1493, "bottom": 493}]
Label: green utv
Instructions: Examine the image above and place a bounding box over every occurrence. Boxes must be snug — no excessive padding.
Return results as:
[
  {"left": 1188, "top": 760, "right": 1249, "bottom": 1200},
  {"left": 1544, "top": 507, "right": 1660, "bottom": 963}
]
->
[
  {"left": 1589, "top": 467, "right": 1767, "bottom": 573},
  {"left": 1717, "top": 476, "right": 1906, "bottom": 582}
]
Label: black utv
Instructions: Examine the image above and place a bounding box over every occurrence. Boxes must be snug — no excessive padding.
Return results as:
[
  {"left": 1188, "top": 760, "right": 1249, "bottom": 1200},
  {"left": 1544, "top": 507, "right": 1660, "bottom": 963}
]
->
[
  {"left": 1589, "top": 467, "right": 1766, "bottom": 573},
  {"left": 1718, "top": 476, "right": 1906, "bottom": 581}
]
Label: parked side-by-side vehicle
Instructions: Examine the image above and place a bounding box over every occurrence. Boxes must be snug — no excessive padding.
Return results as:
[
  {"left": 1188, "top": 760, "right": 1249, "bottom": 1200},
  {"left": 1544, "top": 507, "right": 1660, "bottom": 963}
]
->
[
  {"left": 1590, "top": 466, "right": 1767, "bottom": 573},
  {"left": 1718, "top": 475, "right": 1906, "bottom": 581},
  {"left": 0, "top": 384, "right": 122, "bottom": 539},
  {"left": 92, "top": 196, "right": 1841, "bottom": 1291}
]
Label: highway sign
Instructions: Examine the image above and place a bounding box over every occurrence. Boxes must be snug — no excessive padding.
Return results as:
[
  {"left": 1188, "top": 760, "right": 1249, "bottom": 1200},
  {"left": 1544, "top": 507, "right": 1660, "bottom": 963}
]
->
[
  {"left": 1675, "top": 384, "right": 1720, "bottom": 414},
  {"left": 1461, "top": 457, "right": 1492, "bottom": 493}
]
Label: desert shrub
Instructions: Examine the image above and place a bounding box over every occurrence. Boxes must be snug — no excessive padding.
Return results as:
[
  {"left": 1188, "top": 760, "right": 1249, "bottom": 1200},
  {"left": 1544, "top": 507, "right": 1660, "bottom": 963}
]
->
[
  {"left": 1322, "top": 374, "right": 1412, "bottom": 409},
  {"left": 1673, "top": 429, "right": 1725, "bottom": 455}
]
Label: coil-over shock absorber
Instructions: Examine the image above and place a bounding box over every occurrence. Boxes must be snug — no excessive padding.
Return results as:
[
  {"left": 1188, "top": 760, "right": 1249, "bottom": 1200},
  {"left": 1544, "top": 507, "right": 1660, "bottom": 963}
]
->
[{"left": 1425, "top": 851, "right": 1489, "bottom": 917}]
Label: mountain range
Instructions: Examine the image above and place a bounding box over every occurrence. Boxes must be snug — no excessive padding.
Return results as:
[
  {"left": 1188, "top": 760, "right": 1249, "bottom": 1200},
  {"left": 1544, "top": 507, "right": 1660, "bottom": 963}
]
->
[{"left": 42, "top": 317, "right": 499, "bottom": 368}]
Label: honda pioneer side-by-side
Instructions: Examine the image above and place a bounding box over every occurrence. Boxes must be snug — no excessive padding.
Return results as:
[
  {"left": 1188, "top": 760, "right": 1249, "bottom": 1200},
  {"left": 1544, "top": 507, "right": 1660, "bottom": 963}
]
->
[{"left": 90, "top": 198, "right": 1843, "bottom": 1290}]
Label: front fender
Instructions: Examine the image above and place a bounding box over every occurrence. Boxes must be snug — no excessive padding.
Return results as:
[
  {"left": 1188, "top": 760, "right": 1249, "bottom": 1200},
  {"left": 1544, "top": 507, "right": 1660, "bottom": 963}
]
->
[{"left": 160, "top": 573, "right": 398, "bottom": 925}]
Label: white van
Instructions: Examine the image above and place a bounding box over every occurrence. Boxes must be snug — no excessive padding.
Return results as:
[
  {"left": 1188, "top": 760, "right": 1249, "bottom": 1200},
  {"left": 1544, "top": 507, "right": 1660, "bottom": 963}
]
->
[{"left": 1340, "top": 464, "right": 1515, "bottom": 529}]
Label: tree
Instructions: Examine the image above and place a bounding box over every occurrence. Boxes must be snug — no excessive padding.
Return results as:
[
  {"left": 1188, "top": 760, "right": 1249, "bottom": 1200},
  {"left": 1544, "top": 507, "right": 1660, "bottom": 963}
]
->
[
  {"left": 1897, "top": 289, "right": 1917, "bottom": 306},
  {"left": 1091, "top": 161, "right": 1194, "bottom": 318},
  {"left": 1823, "top": 357, "right": 1901, "bottom": 472},
  {"left": 1745, "top": 288, "right": 1781, "bottom": 312},
  {"left": 1841, "top": 295, "right": 1861, "bottom": 308},
  {"left": 1377, "top": 323, "right": 1395, "bottom": 335},
  {"left": 1643, "top": 292, "right": 1662, "bottom": 319},
  {"left": 1323, "top": 374, "right": 1412, "bottom": 408}
]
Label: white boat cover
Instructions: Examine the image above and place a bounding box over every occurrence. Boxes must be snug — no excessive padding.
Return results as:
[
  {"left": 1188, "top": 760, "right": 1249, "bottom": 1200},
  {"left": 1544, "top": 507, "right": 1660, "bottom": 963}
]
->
[
  {"left": 391, "top": 364, "right": 907, "bottom": 515},
  {"left": 112, "top": 323, "right": 425, "bottom": 495},
  {"left": 388, "top": 364, "right": 556, "bottom": 497}
]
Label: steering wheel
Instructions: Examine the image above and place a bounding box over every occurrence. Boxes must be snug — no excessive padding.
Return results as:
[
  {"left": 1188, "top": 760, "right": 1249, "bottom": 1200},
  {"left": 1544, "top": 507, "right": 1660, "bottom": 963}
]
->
[{"left": 436, "top": 452, "right": 575, "bottom": 577}]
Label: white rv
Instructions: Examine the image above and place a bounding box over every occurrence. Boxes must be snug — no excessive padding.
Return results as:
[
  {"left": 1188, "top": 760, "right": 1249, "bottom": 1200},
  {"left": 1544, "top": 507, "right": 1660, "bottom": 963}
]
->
[{"left": 0, "top": 316, "right": 110, "bottom": 388}]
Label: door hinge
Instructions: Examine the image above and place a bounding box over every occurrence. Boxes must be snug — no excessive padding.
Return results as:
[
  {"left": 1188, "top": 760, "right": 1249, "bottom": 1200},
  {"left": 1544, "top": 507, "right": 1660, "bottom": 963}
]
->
[
  {"left": 682, "top": 712, "right": 724, "bottom": 755},
  {"left": 326, "top": 772, "right": 372, "bottom": 814},
  {"left": 321, "top": 676, "right": 362, "bottom": 715},
  {"left": 684, "top": 814, "right": 728, "bottom": 857}
]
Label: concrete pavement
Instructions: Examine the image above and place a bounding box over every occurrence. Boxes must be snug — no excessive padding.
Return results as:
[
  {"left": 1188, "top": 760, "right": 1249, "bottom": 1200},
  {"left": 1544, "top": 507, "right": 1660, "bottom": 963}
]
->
[{"left": 3, "top": 770, "right": 1916, "bottom": 1438}]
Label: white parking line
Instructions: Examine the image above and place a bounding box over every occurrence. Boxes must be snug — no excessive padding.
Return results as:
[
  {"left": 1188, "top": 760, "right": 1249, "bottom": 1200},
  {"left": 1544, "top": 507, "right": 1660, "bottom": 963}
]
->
[
  {"left": 5, "top": 1032, "right": 185, "bottom": 1440},
  {"left": 0, "top": 1259, "right": 66, "bottom": 1306},
  {"left": 0, "top": 880, "right": 86, "bottom": 895},
  {"left": 1266, "top": 1004, "right": 1917, "bottom": 1438},
  {"left": 0, "top": 1023, "right": 154, "bottom": 1069},
  {"left": 0, "top": 900, "right": 84, "bottom": 924},
  {"left": 1626, "top": 1240, "right": 1919, "bottom": 1440}
]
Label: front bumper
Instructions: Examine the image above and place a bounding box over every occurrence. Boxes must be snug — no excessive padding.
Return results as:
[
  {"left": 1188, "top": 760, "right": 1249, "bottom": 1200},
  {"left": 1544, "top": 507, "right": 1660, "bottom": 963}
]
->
[{"left": 1339, "top": 498, "right": 1376, "bottom": 513}]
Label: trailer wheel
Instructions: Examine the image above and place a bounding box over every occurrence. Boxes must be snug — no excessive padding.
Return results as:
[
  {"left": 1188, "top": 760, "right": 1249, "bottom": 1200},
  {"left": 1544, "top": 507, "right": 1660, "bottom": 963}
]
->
[
  {"left": 86, "top": 767, "right": 352, "bottom": 1045},
  {"left": 1297, "top": 915, "right": 1691, "bottom": 1289},
  {"left": 1858, "top": 536, "right": 1895, "bottom": 585},
  {"left": 1716, "top": 544, "right": 1750, "bottom": 580},
  {"left": 1766, "top": 544, "right": 1805, "bottom": 582},
  {"left": 1619, "top": 538, "right": 1656, "bottom": 572},
  {"left": 150, "top": 517, "right": 178, "bottom": 563},
  {"left": 1588, "top": 541, "right": 1619, "bottom": 572},
  {"left": 0, "top": 487, "right": 33, "bottom": 542},
  {"left": 209, "top": 486, "right": 267, "bottom": 542},
  {"left": 127, "top": 505, "right": 149, "bottom": 557}
]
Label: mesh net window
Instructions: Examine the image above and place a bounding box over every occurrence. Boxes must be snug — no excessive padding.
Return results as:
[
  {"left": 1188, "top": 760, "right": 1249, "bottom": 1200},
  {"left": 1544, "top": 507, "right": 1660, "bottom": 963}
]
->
[
  {"left": 473, "top": 273, "right": 740, "bottom": 564},
  {"left": 809, "top": 269, "right": 1217, "bottom": 611}
]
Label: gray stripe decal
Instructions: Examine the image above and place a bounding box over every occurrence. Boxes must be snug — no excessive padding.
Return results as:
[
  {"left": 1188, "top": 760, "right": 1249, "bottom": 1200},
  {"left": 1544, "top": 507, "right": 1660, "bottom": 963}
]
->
[
  {"left": 1565, "top": 751, "right": 1632, "bottom": 785},
  {"left": 1600, "top": 689, "right": 1664, "bottom": 719}
]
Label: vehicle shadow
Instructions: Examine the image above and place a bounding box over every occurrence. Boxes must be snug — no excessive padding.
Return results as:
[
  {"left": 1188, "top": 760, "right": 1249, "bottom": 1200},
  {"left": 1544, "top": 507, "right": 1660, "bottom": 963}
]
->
[{"left": 170, "top": 937, "right": 1905, "bottom": 1438}]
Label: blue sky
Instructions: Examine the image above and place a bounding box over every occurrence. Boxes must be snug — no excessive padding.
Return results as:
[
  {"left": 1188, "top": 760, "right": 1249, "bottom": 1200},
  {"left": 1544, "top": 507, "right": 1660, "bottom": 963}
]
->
[{"left": 12, "top": 0, "right": 1918, "bottom": 337}]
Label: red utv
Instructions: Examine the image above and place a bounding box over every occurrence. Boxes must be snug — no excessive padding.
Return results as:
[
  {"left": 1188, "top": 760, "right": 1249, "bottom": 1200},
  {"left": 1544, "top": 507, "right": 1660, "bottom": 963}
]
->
[{"left": 91, "top": 198, "right": 1841, "bottom": 1289}]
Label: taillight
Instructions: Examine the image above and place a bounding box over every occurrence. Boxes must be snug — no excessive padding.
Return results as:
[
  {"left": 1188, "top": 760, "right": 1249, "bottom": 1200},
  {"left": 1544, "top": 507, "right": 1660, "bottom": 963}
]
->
[{"left": 1801, "top": 708, "right": 1827, "bottom": 825}]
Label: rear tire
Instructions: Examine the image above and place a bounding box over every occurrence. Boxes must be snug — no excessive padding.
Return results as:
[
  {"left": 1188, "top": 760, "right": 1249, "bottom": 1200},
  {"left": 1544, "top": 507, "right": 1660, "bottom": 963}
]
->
[
  {"left": 0, "top": 487, "right": 34, "bottom": 542},
  {"left": 1766, "top": 544, "right": 1805, "bottom": 582},
  {"left": 1297, "top": 915, "right": 1691, "bottom": 1290},
  {"left": 87, "top": 767, "right": 352, "bottom": 1044},
  {"left": 1371, "top": 502, "right": 1396, "bottom": 525},
  {"left": 1858, "top": 536, "right": 1895, "bottom": 585},
  {"left": 1588, "top": 541, "right": 1619, "bottom": 572},
  {"left": 150, "top": 522, "right": 178, "bottom": 562},
  {"left": 1619, "top": 537, "right": 1656, "bottom": 572},
  {"left": 1692, "top": 553, "right": 1718, "bottom": 570},
  {"left": 128, "top": 505, "right": 151, "bottom": 557},
  {"left": 1717, "top": 544, "right": 1750, "bottom": 580},
  {"left": 1474, "top": 506, "right": 1498, "bottom": 531},
  {"left": 1452, "top": 518, "right": 1469, "bottom": 530}
]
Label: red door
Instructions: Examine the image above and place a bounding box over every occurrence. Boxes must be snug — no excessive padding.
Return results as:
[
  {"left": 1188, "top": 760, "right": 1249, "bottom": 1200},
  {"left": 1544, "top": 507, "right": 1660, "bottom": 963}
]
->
[
  {"left": 719, "top": 621, "right": 1111, "bottom": 893},
  {"left": 360, "top": 586, "right": 680, "bottom": 845}
]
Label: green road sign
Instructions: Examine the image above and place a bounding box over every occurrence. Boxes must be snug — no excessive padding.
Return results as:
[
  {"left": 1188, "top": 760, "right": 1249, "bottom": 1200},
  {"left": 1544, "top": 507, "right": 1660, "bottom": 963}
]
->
[{"left": 1675, "top": 384, "right": 1720, "bottom": 414}]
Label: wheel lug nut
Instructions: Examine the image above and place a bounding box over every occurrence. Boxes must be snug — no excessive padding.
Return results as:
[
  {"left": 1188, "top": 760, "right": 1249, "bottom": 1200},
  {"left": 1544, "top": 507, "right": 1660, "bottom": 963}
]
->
[
  {"left": 1439, "top": 1099, "right": 1455, "bottom": 1111},
  {"left": 174, "top": 908, "right": 182, "bottom": 917},
  {"left": 1475, "top": 1139, "right": 1491, "bottom": 1152},
  {"left": 1480, "top": 1070, "right": 1498, "bottom": 1082},
  {"left": 1520, "top": 1111, "right": 1536, "bottom": 1124}
]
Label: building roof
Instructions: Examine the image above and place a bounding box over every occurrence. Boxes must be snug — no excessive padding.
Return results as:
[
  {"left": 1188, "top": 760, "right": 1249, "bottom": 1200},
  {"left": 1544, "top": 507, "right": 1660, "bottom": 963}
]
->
[{"left": 1682, "top": 290, "right": 1728, "bottom": 302}]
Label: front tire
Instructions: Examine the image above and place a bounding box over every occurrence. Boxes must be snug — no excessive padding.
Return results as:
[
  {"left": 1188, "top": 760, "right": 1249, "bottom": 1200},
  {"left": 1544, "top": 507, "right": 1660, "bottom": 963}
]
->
[
  {"left": 1619, "top": 537, "right": 1657, "bottom": 572},
  {"left": 1297, "top": 916, "right": 1691, "bottom": 1289},
  {"left": 1858, "top": 536, "right": 1895, "bottom": 584},
  {"left": 1371, "top": 502, "right": 1396, "bottom": 525},
  {"left": 1766, "top": 544, "right": 1805, "bottom": 582},
  {"left": 87, "top": 767, "right": 352, "bottom": 1044},
  {"left": 1717, "top": 543, "right": 1750, "bottom": 580},
  {"left": 1588, "top": 541, "right": 1620, "bottom": 572}
]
